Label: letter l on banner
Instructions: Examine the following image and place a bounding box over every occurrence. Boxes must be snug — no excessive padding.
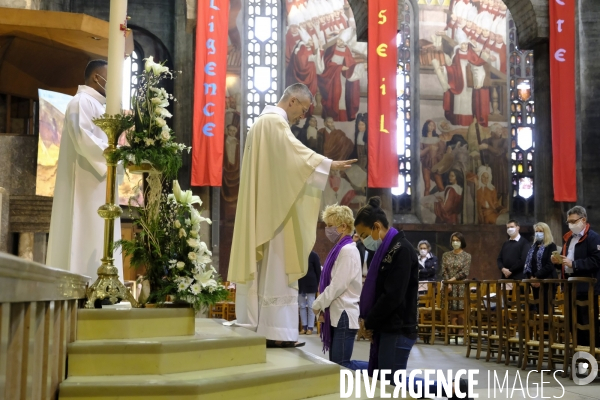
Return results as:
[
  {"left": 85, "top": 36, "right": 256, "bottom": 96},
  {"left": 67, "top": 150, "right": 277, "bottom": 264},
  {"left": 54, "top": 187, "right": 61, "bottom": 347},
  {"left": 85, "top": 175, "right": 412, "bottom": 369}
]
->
[
  {"left": 550, "top": 0, "right": 576, "bottom": 201},
  {"left": 368, "top": 0, "right": 399, "bottom": 188},
  {"left": 191, "top": 0, "right": 229, "bottom": 186}
]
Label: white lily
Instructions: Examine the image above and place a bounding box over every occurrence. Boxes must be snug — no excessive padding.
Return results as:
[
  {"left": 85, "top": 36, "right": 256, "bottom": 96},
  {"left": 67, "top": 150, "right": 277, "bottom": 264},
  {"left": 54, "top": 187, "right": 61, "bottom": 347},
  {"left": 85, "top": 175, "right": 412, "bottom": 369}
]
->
[
  {"left": 195, "top": 271, "right": 217, "bottom": 289},
  {"left": 172, "top": 181, "right": 201, "bottom": 206},
  {"left": 144, "top": 56, "right": 170, "bottom": 76}
]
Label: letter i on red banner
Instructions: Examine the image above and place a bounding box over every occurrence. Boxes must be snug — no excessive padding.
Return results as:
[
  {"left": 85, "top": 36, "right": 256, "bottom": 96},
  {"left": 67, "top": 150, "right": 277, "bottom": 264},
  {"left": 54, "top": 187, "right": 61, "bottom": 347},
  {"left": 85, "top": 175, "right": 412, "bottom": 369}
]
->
[
  {"left": 367, "top": 0, "right": 399, "bottom": 188},
  {"left": 549, "top": 0, "right": 576, "bottom": 201},
  {"left": 191, "top": 0, "right": 229, "bottom": 187}
]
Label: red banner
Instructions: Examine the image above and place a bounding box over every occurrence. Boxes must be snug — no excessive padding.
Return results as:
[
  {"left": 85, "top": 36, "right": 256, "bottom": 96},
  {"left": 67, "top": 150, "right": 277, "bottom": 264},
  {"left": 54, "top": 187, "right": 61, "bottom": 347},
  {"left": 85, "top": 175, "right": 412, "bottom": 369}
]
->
[
  {"left": 367, "top": 0, "right": 398, "bottom": 188},
  {"left": 191, "top": 0, "right": 229, "bottom": 186},
  {"left": 550, "top": 0, "right": 576, "bottom": 201}
]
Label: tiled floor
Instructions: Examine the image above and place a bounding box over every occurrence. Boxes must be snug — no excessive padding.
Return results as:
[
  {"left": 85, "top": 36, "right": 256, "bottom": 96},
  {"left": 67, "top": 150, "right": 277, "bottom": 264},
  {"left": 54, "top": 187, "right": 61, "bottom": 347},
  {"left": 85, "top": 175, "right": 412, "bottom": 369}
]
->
[{"left": 299, "top": 333, "right": 600, "bottom": 399}]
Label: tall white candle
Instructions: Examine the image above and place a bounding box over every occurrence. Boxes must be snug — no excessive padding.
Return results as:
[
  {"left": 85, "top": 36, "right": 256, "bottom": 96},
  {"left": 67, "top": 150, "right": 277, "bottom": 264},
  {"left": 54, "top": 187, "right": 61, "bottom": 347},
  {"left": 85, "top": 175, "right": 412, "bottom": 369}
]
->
[{"left": 105, "top": 0, "right": 128, "bottom": 115}]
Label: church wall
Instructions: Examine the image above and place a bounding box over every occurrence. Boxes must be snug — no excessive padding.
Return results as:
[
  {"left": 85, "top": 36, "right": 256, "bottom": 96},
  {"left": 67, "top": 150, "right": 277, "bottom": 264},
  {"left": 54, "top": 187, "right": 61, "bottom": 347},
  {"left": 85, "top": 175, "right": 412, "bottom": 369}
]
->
[{"left": 0, "top": 136, "right": 38, "bottom": 197}]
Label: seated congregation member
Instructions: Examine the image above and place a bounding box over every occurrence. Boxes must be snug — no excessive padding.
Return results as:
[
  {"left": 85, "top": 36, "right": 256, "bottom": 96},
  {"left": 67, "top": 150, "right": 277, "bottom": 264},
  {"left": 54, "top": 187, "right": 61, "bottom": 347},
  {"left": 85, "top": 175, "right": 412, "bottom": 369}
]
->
[
  {"left": 313, "top": 204, "right": 364, "bottom": 370},
  {"left": 441, "top": 232, "right": 471, "bottom": 343},
  {"left": 417, "top": 240, "right": 438, "bottom": 282},
  {"left": 524, "top": 222, "right": 558, "bottom": 315},
  {"left": 552, "top": 206, "right": 600, "bottom": 347},
  {"left": 355, "top": 197, "right": 472, "bottom": 400},
  {"left": 298, "top": 250, "right": 321, "bottom": 335}
]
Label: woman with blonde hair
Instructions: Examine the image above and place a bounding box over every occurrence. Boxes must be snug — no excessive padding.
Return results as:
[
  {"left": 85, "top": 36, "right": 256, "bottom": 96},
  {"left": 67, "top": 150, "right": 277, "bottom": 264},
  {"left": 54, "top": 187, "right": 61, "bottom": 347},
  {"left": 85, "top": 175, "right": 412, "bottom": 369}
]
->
[
  {"left": 524, "top": 222, "right": 558, "bottom": 314},
  {"left": 313, "top": 204, "right": 364, "bottom": 369}
]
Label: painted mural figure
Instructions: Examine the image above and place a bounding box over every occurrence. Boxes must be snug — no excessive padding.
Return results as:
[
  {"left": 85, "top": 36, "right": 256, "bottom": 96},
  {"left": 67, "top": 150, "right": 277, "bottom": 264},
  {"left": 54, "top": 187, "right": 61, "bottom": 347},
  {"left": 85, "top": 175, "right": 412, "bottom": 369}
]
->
[
  {"left": 222, "top": 124, "right": 241, "bottom": 203},
  {"left": 420, "top": 120, "right": 446, "bottom": 196},
  {"left": 304, "top": 116, "right": 320, "bottom": 152},
  {"left": 322, "top": 117, "right": 354, "bottom": 161},
  {"left": 475, "top": 165, "right": 506, "bottom": 224},
  {"left": 434, "top": 169, "right": 464, "bottom": 224},
  {"left": 286, "top": 28, "right": 324, "bottom": 97},
  {"left": 480, "top": 123, "right": 509, "bottom": 207},
  {"left": 317, "top": 28, "right": 365, "bottom": 122},
  {"left": 351, "top": 114, "right": 368, "bottom": 170},
  {"left": 432, "top": 30, "right": 489, "bottom": 127}
]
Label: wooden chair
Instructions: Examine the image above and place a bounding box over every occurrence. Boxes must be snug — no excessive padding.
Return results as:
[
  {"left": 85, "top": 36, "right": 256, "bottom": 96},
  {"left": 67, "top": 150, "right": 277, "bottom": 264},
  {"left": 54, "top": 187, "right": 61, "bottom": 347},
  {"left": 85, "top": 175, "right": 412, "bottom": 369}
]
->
[
  {"left": 521, "top": 279, "right": 546, "bottom": 370},
  {"left": 568, "top": 277, "right": 599, "bottom": 379},
  {"left": 208, "top": 302, "right": 226, "bottom": 319},
  {"left": 466, "top": 280, "right": 485, "bottom": 359},
  {"left": 481, "top": 280, "right": 503, "bottom": 362},
  {"left": 499, "top": 280, "right": 525, "bottom": 367},
  {"left": 545, "top": 279, "right": 571, "bottom": 377},
  {"left": 443, "top": 280, "right": 467, "bottom": 345},
  {"left": 418, "top": 281, "right": 443, "bottom": 344}
]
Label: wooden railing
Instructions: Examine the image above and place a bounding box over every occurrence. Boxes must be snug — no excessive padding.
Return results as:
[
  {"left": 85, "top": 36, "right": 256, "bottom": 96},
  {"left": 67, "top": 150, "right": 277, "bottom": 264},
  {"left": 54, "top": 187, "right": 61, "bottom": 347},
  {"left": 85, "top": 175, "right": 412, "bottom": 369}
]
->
[{"left": 0, "top": 252, "right": 88, "bottom": 400}]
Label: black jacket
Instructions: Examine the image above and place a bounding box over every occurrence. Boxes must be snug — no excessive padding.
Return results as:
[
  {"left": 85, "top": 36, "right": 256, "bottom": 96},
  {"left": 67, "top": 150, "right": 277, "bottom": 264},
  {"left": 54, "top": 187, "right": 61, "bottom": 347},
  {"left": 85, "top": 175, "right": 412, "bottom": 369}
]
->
[
  {"left": 418, "top": 254, "right": 439, "bottom": 281},
  {"left": 562, "top": 226, "right": 600, "bottom": 295},
  {"left": 497, "top": 236, "right": 530, "bottom": 280},
  {"left": 364, "top": 230, "right": 419, "bottom": 336},
  {"left": 525, "top": 242, "right": 558, "bottom": 279},
  {"left": 299, "top": 251, "right": 321, "bottom": 293}
]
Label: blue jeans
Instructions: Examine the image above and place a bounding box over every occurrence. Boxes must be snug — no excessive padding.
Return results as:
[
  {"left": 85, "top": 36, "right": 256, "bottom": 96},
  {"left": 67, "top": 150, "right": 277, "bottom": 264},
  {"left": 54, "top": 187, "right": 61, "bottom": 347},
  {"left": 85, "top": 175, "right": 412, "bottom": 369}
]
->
[
  {"left": 379, "top": 332, "right": 441, "bottom": 396},
  {"left": 330, "top": 311, "right": 369, "bottom": 370},
  {"left": 298, "top": 292, "right": 316, "bottom": 329}
]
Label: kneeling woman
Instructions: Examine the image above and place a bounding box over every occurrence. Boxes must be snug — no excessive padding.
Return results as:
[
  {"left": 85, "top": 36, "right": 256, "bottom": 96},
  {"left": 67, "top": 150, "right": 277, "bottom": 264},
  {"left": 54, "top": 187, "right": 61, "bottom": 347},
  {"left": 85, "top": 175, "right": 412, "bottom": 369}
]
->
[
  {"left": 355, "top": 197, "right": 471, "bottom": 400},
  {"left": 313, "top": 204, "right": 365, "bottom": 370}
]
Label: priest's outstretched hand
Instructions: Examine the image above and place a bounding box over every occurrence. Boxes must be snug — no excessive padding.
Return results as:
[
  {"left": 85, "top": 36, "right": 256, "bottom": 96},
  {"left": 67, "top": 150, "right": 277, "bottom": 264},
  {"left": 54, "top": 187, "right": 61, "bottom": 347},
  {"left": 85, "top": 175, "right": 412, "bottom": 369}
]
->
[{"left": 331, "top": 159, "right": 357, "bottom": 171}]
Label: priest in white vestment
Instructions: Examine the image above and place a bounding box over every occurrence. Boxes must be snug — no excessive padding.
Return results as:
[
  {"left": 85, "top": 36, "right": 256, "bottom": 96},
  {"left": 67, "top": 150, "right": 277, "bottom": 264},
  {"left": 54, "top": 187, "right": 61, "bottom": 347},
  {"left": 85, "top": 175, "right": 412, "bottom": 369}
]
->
[
  {"left": 47, "top": 60, "right": 124, "bottom": 283},
  {"left": 228, "top": 83, "right": 356, "bottom": 347}
]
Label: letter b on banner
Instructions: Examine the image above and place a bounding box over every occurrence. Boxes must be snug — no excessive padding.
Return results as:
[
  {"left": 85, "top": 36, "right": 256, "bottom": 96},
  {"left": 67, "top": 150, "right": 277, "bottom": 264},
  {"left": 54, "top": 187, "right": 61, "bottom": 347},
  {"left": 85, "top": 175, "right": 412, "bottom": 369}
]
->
[{"left": 573, "top": 351, "right": 598, "bottom": 385}]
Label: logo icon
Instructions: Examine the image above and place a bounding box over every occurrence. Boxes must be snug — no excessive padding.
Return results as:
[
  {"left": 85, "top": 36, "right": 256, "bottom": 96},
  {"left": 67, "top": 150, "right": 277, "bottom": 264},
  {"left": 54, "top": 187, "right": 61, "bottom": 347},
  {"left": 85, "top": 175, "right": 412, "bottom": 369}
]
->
[{"left": 573, "top": 351, "right": 598, "bottom": 385}]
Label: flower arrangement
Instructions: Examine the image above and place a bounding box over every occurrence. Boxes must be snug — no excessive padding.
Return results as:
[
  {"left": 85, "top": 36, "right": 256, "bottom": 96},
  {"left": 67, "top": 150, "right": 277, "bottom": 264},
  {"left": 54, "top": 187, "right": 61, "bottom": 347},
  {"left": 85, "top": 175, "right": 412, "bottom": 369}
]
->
[
  {"left": 115, "top": 56, "right": 190, "bottom": 179},
  {"left": 119, "top": 181, "right": 229, "bottom": 311}
]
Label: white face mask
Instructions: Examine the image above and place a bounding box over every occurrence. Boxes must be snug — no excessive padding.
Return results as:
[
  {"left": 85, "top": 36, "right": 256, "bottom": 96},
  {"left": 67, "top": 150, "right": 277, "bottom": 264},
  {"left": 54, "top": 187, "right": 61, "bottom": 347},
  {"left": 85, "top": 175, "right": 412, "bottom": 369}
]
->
[
  {"left": 569, "top": 219, "right": 585, "bottom": 235},
  {"left": 452, "top": 241, "right": 461, "bottom": 250},
  {"left": 419, "top": 249, "right": 428, "bottom": 257},
  {"left": 507, "top": 227, "right": 517, "bottom": 236}
]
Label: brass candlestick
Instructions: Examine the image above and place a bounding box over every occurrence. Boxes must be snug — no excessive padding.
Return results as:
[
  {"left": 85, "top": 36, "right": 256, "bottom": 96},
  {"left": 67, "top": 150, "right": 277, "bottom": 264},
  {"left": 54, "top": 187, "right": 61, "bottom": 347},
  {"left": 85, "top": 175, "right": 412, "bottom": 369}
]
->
[{"left": 85, "top": 115, "right": 139, "bottom": 309}]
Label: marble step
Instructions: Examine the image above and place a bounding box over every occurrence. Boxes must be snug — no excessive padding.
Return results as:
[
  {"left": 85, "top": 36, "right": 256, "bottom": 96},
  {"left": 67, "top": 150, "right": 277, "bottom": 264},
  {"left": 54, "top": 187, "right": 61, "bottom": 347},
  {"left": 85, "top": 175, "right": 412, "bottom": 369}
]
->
[
  {"left": 76, "top": 308, "right": 195, "bottom": 340},
  {"left": 68, "top": 320, "right": 266, "bottom": 376},
  {"left": 59, "top": 349, "right": 341, "bottom": 400}
]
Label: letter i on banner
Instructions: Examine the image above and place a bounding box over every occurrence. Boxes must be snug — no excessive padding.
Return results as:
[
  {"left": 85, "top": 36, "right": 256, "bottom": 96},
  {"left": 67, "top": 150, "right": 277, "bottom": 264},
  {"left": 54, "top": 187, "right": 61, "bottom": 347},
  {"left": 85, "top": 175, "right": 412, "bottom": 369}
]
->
[
  {"left": 549, "top": 0, "right": 576, "bottom": 201},
  {"left": 191, "top": 0, "right": 229, "bottom": 186},
  {"left": 368, "top": 0, "right": 398, "bottom": 188}
]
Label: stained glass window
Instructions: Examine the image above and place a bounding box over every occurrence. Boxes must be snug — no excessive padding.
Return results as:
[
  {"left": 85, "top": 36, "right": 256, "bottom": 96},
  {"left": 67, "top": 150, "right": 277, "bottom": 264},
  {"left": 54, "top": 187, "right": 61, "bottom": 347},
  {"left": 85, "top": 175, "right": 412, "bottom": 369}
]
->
[
  {"left": 509, "top": 17, "right": 535, "bottom": 215},
  {"left": 392, "top": 1, "right": 413, "bottom": 214},
  {"left": 243, "top": 0, "right": 281, "bottom": 143},
  {"left": 123, "top": 49, "right": 141, "bottom": 110}
]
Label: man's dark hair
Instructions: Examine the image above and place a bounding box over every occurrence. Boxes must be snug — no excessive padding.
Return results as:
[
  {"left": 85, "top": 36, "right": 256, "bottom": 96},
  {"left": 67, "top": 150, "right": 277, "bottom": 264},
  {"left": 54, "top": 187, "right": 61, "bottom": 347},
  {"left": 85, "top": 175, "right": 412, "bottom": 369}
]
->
[
  {"left": 507, "top": 219, "right": 520, "bottom": 227},
  {"left": 84, "top": 59, "right": 108, "bottom": 81}
]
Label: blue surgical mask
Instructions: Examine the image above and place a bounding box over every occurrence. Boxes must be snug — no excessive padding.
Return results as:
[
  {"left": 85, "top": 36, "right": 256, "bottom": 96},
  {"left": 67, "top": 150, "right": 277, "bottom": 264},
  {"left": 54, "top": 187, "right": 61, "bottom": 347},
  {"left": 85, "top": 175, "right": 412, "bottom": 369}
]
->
[
  {"left": 535, "top": 232, "right": 544, "bottom": 242},
  {"left": 363, "top": 228, "right": 382, "bottom": 251}
]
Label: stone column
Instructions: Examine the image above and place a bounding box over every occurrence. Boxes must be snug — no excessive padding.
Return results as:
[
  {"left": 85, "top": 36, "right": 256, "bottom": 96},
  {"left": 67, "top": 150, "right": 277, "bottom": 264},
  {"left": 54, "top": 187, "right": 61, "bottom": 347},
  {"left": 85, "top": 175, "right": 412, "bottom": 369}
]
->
[
  {"left": 0, "top": 187, "right": 8, "bottom": 252},
  {"left": 532, "top": 40, "right": 564, "bottom": 244},
  {"left": 18, "top": 232, "right": 34, "bottom": 260},
  {"left": 577, "top": 0, "right": 600, "bottom": 224}
]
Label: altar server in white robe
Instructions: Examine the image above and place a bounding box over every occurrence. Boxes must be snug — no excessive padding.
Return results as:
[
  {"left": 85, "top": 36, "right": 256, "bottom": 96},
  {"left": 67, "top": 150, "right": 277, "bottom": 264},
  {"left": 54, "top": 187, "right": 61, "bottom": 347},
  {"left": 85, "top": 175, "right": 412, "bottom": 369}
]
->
[
  {"left": 228, "top": 83, "right": 356, "bottom": 347},
  {"left": 47, "top": 60, "right": 124, "bottom": 283}
]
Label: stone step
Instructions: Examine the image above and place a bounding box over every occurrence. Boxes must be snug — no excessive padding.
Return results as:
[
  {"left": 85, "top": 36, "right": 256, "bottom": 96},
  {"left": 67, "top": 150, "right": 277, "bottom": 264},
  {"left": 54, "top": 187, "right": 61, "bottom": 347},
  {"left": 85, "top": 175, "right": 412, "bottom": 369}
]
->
[
  {"left": 69, "top": 318, "right": 266, "bottom": 376},
  {"left": 76, "top": 308, "right": 195, "bottom": 340},
  {"left": 59, "top": 349, "right": 341, "bottom": 400}
]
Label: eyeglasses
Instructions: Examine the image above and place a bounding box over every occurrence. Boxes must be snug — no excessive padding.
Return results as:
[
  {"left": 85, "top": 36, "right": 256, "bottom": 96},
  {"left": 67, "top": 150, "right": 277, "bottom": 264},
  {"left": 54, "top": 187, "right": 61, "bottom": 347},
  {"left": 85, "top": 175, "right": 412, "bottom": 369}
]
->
[
  {"left": 292, "top": 97, "right": 310, "bottom": 116},
  {"left": 566, "top": 216, "right": 583, "bottom": 224}
]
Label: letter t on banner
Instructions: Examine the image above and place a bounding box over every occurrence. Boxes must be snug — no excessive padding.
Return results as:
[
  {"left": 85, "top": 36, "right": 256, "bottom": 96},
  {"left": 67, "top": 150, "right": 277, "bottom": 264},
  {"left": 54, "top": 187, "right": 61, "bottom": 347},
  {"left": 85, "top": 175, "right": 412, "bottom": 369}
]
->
[
  {"left": 550, "top": 0, "right": 576, "bottom": 201},
  {"left": 191, "top": 0, "right": 229, "bottom": 186},
  {"left": 368, "top": 1, "right": 399, "bottom": 188}
]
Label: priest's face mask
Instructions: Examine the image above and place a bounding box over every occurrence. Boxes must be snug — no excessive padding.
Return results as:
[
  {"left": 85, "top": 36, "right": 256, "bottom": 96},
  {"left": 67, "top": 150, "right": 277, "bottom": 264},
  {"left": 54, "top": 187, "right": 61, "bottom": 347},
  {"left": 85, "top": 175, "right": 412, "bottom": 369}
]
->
[{"left": 95, "top": 73, "right": 107, "bottom": 96}]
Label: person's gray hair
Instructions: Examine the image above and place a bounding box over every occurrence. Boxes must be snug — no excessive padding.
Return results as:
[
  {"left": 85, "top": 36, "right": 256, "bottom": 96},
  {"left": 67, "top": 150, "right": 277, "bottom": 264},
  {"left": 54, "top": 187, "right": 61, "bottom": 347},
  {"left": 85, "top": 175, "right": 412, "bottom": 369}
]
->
[
  {"left": 418, "top": 240, "right": 431, "bottom": 250},
  {"left": 281, "top": 83, "right": 313, "bottom": 104},
  {"left": 567, "top": 205, "right": 587, "bottom": 219}
]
